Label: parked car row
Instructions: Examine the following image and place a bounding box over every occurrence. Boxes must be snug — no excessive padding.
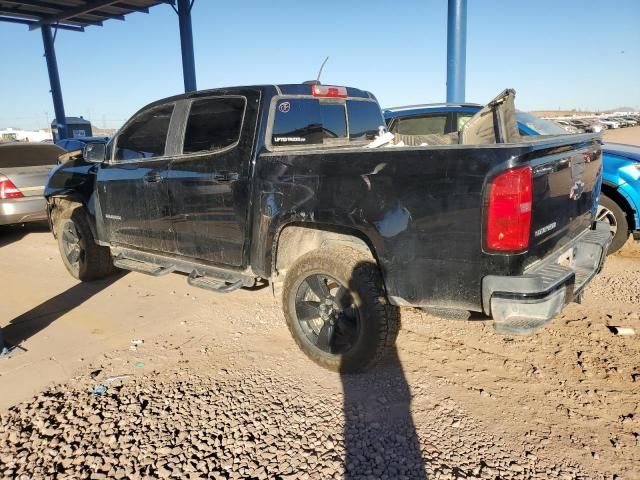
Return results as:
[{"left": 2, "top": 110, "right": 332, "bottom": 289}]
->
[
  {"left": 551, "top": 114, "right": 640, "bottom": 133},
  {"left": 384, "top": 103, "right": 640, "bottom": 254}
]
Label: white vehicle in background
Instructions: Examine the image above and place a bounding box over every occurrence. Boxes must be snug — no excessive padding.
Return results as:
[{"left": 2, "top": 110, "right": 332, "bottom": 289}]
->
[
  {"left": 582, "top": 118, "right": 605, "bottom": 133},
  {"left": 599, "top": 118, "right": 621, "bottom": 129},
  {"left": 554, "top": 120, "right": 581, "bottom": 133}
]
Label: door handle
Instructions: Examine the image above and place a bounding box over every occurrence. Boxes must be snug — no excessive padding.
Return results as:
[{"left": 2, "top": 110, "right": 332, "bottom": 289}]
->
[
  {"left": 212, "top": 172, "right": 239, "bottom": 183},
  {"left": 143, "top": 171, "right": 163, "bottom": 183}
]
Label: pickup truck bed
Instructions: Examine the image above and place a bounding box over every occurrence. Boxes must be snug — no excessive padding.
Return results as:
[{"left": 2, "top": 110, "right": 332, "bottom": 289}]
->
[{"left": 44, "top": 84, "right": 610, "bottom": 372}]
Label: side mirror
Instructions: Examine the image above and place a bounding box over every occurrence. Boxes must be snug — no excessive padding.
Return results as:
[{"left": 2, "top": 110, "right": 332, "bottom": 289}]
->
[{"left": 83, "top": 142, "right": 107, "bottom": 163}]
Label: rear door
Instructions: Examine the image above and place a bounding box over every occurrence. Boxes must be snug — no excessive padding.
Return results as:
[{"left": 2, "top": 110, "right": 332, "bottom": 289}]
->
[
  {"left": 96, "top": 102, "right": 177, "bottom": 253},
  {"left": 168, "top": 91, "right": 260, "bottom": 266}
]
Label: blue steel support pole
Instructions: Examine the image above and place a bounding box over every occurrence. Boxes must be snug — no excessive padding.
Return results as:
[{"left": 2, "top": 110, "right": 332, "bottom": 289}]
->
[
  {"left": 41, "top": 25, "right": 68, "bottom": 140},
  {"left": 177, "top": 0, "right": 197, "bottom": 92},
  {"left": 446, "top": 0, "right": 468, "bottom": 103}
]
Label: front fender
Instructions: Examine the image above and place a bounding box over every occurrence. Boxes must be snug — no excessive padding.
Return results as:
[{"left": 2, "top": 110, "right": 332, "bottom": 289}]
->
[
  {"left": 45, "top": 159, "right": 99, "bottom": 237},
  {"left": 615, "top": 182, "right": 640, "bottom": 232},
  {"left": 603, "top": 153, "right": 640, "bottom": 231}
]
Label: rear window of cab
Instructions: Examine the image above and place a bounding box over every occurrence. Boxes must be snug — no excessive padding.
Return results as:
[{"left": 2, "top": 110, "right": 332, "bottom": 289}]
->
[{"left": 271, "top": 98, "right": 384, "bottom": 147}]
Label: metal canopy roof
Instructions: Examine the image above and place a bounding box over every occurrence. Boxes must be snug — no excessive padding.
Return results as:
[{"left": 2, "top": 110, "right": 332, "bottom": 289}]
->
[{"left": 0, "top": 0, "right": 172, "bottom": 32}]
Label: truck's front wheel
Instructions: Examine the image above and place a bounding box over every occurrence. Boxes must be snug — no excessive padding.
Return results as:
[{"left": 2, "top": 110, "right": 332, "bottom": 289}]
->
[
  {"left": 282, "top": 247, "right": 400, "bottom": 373},
  {"left": 55, "top": 206, "right": 116, "bottom": 281}
]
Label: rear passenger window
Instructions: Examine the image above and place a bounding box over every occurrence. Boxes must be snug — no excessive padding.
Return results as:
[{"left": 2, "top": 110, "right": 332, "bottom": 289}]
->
[
  {"left": 396, "top": 114, "right": 448, "bottom": 135},
  {"left": 183, "top": 97, "right": 246, "bottom": 154},
  {"left": 115, "top": 104, "right": 174, "bottom": 161}
]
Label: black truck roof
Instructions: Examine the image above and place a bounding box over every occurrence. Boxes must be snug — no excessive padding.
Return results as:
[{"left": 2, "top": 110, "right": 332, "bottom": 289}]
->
[{"left": 139, "top": 84, "right": 376, "bottom": 113}]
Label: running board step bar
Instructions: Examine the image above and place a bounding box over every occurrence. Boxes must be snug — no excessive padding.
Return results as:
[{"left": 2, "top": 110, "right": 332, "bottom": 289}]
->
[
  {"left": 113, "top": 257, "right": 176, "bottom": 277},
  {"left": 187, "top": 270, "right": 249, "bottom": 294}
]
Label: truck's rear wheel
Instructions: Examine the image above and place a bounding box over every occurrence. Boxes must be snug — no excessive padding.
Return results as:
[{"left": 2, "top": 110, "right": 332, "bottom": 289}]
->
[
  {"left": 597, "top": 194, "right": 629, "bottom": 254},
  {"left": 282, "top": 247, "right": 399, "bottom": 373},
  {"left": 55, "top": 206, "right": 116, "bottom": 281}
]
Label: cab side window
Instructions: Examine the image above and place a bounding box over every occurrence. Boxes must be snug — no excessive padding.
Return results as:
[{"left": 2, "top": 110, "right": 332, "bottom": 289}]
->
[
  {"left": 182, "top": 97, "right": 246, "bottom": 154},
  {"left": 114, "top": 104, "right": 174, "bottom": 161}
]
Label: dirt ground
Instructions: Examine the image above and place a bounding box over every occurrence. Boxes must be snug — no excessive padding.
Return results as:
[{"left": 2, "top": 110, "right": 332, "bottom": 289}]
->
[
  {"left": 604, "top": 125, "right": 640, "bottom": 144},
  {"left": 0, "top": 129, "right": 639, "bottom": 479}
]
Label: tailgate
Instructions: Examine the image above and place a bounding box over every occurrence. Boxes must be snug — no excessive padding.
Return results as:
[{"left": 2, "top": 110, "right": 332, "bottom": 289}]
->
[
  {"left": 1, "top": 165, "right": 54, "bottom": 197},
  {"left": 526, "top": 136, "right": 602, "bottom": 261}
]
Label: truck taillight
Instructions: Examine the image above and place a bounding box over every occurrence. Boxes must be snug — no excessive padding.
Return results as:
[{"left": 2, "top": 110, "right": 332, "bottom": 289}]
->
[
  {"left": 486, "top": 166, "right": 532, "bottom": 252},
  {"left": 0, "top": 176, "right": 23, "bottom": 199},
  {"left": 311, "top": 84, "right": 348, "bottom": 98}
]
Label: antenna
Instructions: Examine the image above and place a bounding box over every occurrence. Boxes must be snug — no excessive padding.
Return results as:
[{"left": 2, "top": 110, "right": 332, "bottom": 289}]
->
[{"left": 316, "top": 56, "right": 329, "bottom": 83}]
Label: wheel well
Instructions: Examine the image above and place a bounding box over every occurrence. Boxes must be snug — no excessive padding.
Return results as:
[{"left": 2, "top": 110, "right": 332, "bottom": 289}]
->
[
  {"left": 49, "top": 197, "right": 84, "bottom": 237},
  {"left": 601, "top": 184, "right": 636, "bottom": 231},
  {"left": 273, "top": 224, "right": 376, "bottom": 277}
]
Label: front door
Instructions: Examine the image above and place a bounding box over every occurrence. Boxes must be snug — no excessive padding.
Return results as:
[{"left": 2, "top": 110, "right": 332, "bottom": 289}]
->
[
  {"left": 168, "top": 92, "right": 259, "bottom": 266},
  {"left": 96, "top": 102, "right": 177, "bottom": 253}
]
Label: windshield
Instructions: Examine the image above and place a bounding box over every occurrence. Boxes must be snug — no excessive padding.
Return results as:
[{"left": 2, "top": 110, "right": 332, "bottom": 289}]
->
[{"left": 516, "top": 111, "right": 567, "bottom": 135}]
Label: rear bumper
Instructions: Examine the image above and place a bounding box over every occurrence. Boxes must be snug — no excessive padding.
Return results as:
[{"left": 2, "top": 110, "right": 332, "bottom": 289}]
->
[
  {"left": 482, "top": 222, "right": 611, "bottom": 334},
  {"left": 0, "top": 197, "right": 47, "bottom": 225}
]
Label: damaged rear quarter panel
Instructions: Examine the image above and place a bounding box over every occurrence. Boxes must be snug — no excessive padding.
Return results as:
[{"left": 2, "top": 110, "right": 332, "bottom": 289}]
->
[{"left": 251, "top": 144, "right": 529, "bottom": 311}]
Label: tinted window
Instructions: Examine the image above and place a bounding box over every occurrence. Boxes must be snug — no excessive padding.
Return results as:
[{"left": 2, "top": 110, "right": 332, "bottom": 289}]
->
[
  {"left": 272, "top": 99, "right": 322, "bottom": 145},
  {"left": 115, "top": 104, "right": 174, "bottom": 161},
  {"left": 272, "top": 99, "right": 348, "bottom": 146},
  {"left": 396, "top": 114, "right": 448, "bottom": 135},
  {"left": 183, "top": 97, "right": 245, "bottom": 154},
  {"left": 272, "top": 98, "right": 384, "bottom": 146},
  {"left": 347, "top": 100, "right": 385, "bottom": 140},
  {"left": 320, "top": 103, "right": 347, "bottom": 139},
  {"left": 0, "top": 144, "right": 63, "bottom": 167}
]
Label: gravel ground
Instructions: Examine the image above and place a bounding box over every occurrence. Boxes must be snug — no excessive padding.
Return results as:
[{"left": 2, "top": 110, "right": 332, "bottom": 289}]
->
[
  {"left": 0, "top": 364, "right": 618, "bottom": 480},
  {"left": 0, "top": 244, "right": 639, "bottom": 480}
]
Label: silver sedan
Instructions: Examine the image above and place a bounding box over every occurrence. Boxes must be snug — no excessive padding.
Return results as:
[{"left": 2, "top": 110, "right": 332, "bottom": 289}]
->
[{"left": 0, "top": 143, "right": 64, "bottom": 225}]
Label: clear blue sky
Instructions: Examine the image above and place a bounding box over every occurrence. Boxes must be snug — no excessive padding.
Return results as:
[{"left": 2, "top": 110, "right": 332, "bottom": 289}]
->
[{"left": 1, "top": 0, "right": 639, "bottom": 130}]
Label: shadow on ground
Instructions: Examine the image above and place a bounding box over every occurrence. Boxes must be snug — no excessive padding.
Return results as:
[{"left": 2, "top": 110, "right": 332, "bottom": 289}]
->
[
  {"left": 3, "top": 272, "right": 126, "bottom": 350},
  {"left": 342, "top": 348, "right": 427, "bottom": 479},
  {"left": 0, "top": 222, "right": 49, "bottom": 248}
]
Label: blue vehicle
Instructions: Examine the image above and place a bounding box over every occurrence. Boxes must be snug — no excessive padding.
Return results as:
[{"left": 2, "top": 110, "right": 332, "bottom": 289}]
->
[{"left": 384, "top": 103, "right": 640, "bottom": 254}]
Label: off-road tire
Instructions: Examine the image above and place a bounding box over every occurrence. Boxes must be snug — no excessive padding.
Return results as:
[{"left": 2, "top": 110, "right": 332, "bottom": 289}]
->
[
  {"left": 600, "top": 194, "right": 629, "bottom": 255},
  {"left": 282, "top": 246, "right": 400, "bottom": 373},
  {"left": 55, "top": 205, "right": 116, "bottom": 281}
]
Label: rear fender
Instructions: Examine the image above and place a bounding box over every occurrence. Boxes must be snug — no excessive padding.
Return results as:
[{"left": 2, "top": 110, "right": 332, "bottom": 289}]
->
[{"left": 270, "top": 222, "right": 380, "bottom": 304}]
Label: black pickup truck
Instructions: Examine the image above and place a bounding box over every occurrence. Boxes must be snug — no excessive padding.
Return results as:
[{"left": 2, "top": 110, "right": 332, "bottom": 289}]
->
[{"left": 45, "top": 83, "right": 610, "bottom": 372}]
